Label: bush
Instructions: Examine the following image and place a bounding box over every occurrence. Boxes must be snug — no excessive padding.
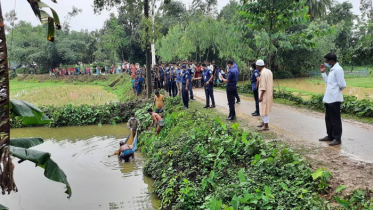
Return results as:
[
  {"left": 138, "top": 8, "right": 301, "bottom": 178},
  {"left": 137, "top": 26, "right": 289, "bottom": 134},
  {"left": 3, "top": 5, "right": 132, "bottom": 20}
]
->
[
  {"left": 273, "top": 71, "right": 295, "bottom": 79},
  {"left": 10, "top": 101, "right": 147, "bottom": 128},
  {"left": 9, "top": 70, "right": 17, "bottom": 80},
  {"left": 140, "top": 100, "right": 327, "bottom": 209}
]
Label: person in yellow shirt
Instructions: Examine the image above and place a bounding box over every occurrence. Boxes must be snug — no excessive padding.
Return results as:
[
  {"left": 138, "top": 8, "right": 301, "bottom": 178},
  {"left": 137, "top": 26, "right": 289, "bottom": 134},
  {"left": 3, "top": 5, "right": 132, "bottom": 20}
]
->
[{"left": 153, "top": 91, "right": 165, "bottom": 117}]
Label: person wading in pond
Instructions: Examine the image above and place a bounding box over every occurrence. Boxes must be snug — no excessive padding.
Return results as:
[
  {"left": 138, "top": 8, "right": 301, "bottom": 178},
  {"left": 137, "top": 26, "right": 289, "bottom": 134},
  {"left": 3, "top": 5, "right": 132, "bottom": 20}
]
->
[
  {"left": 127, "top": 113, "right": 140, "bottom": 135},
  {"left": 202, "top": 64, "right": 216, "bottom": 109},
  {"left": 118, "top": 141, "right": 134, "bottom": 162},
  {"left": 256, "top": 59, "right": 273, "bottom": 131},
  {"left": 319, "top": 53, "right": 346, "bottom": 146},
  {"left": 153, "top": 90, "right": 165, "bottom": 117},
  {"left": 147, "top": 108, "right": 164, "bottom": 135},
  {"left": 250, "top": 62, "right": 260, "bottom": 116},
  {"left": 181, "top": 65, "right": 190, "bottom": 109},
  {"left": 221, "top": 59, "right": 239, "bottom": 121}
]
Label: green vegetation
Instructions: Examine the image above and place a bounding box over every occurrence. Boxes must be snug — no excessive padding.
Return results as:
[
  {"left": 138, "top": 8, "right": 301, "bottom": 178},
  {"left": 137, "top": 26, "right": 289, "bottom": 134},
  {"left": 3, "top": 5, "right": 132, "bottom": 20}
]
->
[{"left": 137, "top": 98, "right": 372, "bottom": 209}]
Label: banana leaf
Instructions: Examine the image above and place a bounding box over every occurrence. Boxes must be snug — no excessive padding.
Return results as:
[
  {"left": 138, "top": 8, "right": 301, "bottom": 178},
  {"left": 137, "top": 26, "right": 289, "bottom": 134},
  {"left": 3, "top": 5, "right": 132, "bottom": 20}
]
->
[
  {"left": 10, "top": 138, "right": 44, "bottom": 149},
  {"left": 9, "top": 146, "right": 72, "bottom": 198},
  {"left": 10, "top": 99, "right": 51, "bottom": 126},
  {"left": 0, "top": 204, "right": 8, "bottom": 210}
]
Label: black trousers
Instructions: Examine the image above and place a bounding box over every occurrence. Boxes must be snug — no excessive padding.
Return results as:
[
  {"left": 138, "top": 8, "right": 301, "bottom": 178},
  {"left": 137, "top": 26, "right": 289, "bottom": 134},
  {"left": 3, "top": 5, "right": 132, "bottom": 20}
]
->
[
  {"left": 167, "top": 80, "right": 172, "bottom": 97},
  {"left": 204, "top": 83, "right": 215, "bottom": 106},
  {"left": 159, "top": 78, "right": 164, "bottom": 89},
  {"left": 182, "top": 84, "right": 189, "bottom": 108},
  {"left": 325, "top": 102, "right": 342, "bottom": 141},
  {"left": 171, "top": 81, "right": 177, "bottom": 97},
  {"left": 234, "top": 88, "right": 240, "bottom": 102},
  {"left": 188, "top": 82, "right": 194, "bottom": 100},
  {"left": 227, "top": 85, "right": 236, "bottom": 117},
  {"left": 253, "top": 89, "right": 259, "bottom": 113}
]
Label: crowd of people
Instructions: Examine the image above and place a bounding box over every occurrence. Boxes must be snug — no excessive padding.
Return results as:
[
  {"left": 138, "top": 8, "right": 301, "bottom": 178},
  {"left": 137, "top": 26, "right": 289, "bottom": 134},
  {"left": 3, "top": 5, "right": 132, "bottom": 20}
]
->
[{"left": 118, "top": 53, "right": 347, "bottom": 163}]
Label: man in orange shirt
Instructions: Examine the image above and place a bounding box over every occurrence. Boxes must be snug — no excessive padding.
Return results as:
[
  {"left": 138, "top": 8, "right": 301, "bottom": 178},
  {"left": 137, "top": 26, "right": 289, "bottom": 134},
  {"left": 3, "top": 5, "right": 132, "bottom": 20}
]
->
[{"left": 153, "top": 91, "right": 165, "bottom": 117}]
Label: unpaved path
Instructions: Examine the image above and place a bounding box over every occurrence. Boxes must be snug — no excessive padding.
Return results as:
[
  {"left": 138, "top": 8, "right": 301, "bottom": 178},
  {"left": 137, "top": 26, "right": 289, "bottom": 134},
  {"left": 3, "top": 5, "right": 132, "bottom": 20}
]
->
[{"left": 193, "top": 88, "right": 373, "bottom": 192}]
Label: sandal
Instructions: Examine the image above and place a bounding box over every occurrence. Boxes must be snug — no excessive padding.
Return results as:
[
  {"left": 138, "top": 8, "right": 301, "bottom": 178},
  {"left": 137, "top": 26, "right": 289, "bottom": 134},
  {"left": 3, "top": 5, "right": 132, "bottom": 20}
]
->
[
  {"left": 257, "top": 123, "right": 264, "bottom": 128},
  {"left": 258, "top": 127, "right": 269, "bottom": 131}
]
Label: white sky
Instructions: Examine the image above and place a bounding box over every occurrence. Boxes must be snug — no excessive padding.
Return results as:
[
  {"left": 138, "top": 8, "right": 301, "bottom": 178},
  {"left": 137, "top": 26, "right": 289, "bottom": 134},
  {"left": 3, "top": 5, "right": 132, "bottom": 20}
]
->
[{"left": 2, "top": 0, "right": 361, "bottom": 32}]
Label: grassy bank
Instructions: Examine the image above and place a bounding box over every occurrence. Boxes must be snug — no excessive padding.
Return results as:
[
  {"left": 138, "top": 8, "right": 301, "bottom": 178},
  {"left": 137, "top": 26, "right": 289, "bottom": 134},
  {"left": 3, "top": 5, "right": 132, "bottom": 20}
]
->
[{"left": 138, "top": 98, "right": 372, "bottom": 209}]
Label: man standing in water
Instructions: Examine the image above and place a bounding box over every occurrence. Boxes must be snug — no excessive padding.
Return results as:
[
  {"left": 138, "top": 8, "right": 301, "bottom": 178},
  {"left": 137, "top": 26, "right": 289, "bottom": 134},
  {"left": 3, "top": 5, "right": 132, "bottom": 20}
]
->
[
  {"left": 118, "top": 141, "right": 134, "bottom": 162},
  {"left": 221, "top": 60, "right": 238, "bottom": 121},
  {"left": 147, "top": 108, "right": 164, "bottom": 135},
  {"left": 256, "top": 59, "right": 273, "bottom": 131},
  {"left": 319, "top": 53, "right": 346, "bottom": 146},
  {"left": 127, "top": 113, "right": 140, "bottom": 133}
]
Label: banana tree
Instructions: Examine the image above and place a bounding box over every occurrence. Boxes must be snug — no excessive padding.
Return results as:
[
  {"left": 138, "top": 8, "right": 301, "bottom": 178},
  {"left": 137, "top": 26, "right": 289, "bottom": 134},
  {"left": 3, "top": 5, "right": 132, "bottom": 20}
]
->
[{"left": 0, "top": 1, "right": 66, "bottom": 209}]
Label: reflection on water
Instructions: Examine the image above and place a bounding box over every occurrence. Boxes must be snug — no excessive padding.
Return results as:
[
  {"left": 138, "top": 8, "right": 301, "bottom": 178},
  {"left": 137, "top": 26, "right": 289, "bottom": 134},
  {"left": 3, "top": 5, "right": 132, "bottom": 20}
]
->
[
  {"left": 0, "top": 125, "right": 159, "bottom": 210},
  {"left": 274, "top": 79, "right": 373, "bottom": 100}
]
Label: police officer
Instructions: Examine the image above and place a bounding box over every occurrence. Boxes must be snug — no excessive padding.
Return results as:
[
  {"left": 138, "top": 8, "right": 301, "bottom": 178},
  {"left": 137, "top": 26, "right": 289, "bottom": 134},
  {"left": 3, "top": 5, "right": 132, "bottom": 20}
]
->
[
  {"left": 221, "top": 60, "right": 239, "bottom": 120},
  {"left": 187, "top": 66, "right": 195, "bottom": 101},
  {"left": 250, "top": 62, "right": 260, "bottom": 116},
  {"left": 181, "top": 65, "right": 190, "bottom": 109},
  {"left": 158, "top": 64, "right": 165, "bottom": 89},
  {"left": 165, "top": 66, "right": 172, "bottom": 97},
  {"left": 202, "top": 64, "right": 215, "bottom": 108},
  {"left": 170, "top": 66, "right": 178, "bottom": 97}
]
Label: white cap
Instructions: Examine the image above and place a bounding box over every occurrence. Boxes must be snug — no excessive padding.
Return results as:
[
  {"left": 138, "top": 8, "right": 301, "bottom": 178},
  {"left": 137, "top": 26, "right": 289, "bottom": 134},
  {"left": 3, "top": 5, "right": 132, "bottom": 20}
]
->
[{"left": 256, "top": 59, "right": 265, "bottom": 66}]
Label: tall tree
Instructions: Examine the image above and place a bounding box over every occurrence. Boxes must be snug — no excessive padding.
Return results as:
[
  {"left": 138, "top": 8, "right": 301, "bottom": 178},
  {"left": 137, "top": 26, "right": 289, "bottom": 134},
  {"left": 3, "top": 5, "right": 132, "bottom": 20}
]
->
[{"left": 306, "top": 0, "right": 333, "bottom": 20}]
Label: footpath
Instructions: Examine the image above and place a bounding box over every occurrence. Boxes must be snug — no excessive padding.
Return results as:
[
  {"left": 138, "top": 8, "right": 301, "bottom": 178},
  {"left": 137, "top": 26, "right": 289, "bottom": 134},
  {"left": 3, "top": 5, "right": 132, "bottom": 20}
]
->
[{"left": 193, "top": 88, "right": 373, "bottom": 190}]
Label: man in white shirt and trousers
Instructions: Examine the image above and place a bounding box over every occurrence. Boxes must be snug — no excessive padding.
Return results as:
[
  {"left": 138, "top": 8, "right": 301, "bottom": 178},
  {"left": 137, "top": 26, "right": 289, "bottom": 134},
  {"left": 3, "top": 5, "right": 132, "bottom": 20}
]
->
[{"left": 319, "top": 53, "right": 347, "bottom": 146}]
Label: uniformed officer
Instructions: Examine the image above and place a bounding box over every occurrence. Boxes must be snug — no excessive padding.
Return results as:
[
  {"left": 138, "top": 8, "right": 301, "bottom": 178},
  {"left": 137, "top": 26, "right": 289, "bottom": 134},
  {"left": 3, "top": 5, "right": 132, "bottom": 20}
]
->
[
  {"left": 202, "top": 64, "right": 215, "bottom": 108},
  {"left": 170, "top": 66, "right": 178, "bottom": 97},
  {"left": 165, "top": 66, "right": 172, "bottom": 97},
  {"left": 158, "top": 64, "right": 165, "bottom": 89},
  {"left": 187, "top": 66, "right": 195, "bottom": 101},
  {"left": 181, "top": 65, "right": 190, "bottom": 109},
  {"left": 221, "top": 60, "right": 239, "bottom": 120}
]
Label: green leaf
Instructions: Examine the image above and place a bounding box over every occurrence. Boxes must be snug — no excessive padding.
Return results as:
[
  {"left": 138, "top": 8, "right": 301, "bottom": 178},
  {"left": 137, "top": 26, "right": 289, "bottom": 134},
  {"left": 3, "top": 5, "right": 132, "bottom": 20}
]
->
[
  {"left": 336, "top": 185, "right": 347, "bottom": 193},
  {"left": 312, "top": 168, "right": 324, "bottom": 180},
  {"left": 279, "top": 182, "right": 288, "bottom": 190},
  {"left": 238, "top": 168, "right": 246, "bottom": 183},
  {"left": 232, "top": 123, "right": 239, "bottom": 130},
  {"left": 231, "top": 195, "right": 239, "bottom": 210},
  {"left": 9, "top": 146, "right": 72, "bottom": 198},
  {"left": 264, "top": 186, "right": 275, "bottom": 199},
  {"left": 209, "top": 197, "right": 222, "bottom": 210},
  {"left": 10, "top": 100, "right": 51, "bottom": 126},
  {"left": 241, "top": 132, "right": 248, "bottom": 145},
  {"left": 335, "top": 196, "right": 351, "bottom": 209},
  {"left": 10, "top": 138, "right": 44, "bottom": 149}
]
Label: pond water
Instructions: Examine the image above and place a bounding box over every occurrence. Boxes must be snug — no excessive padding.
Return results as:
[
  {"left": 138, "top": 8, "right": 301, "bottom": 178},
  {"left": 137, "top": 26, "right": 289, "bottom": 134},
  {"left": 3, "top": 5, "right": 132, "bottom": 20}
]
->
[
  {"left": 274, "top": 79, "right": 373, "bottom": 100},
  {"left": 0, "top": 124, "right": 159, "bottom": 210}
]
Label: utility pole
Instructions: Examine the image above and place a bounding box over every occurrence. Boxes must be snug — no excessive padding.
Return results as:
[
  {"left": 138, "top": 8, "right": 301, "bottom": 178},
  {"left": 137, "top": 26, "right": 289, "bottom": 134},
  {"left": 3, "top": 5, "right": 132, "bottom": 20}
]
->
[{"left": 151, "top": 0, "right": 156, "bottom": 66}]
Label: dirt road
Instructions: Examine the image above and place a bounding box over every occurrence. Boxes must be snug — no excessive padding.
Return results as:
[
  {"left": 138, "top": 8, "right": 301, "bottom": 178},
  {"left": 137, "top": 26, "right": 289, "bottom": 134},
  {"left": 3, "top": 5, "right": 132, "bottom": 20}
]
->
[{"left": 193, "top": 88, "right": 373, "bottom": 163}]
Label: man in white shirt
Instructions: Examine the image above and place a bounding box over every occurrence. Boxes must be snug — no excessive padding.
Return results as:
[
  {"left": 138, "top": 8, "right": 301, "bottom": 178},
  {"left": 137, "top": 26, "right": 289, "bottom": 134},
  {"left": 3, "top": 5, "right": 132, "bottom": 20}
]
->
[{"left": 319, "top": 53, "right": 347, "bottom": 146}]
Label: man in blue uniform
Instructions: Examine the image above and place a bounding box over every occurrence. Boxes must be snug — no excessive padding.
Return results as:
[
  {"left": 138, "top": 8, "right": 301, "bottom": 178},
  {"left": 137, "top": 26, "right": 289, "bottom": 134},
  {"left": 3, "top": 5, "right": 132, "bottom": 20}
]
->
[
  {"left": 158, "top": 64, "right": 165, "bottom": 89},
  {"left": 221, "top": 60, "right": 238, "bottom": 120},
  {"left": 187, "top": 67, "right": 194, "bottom": 101},
  {"left": 250, "top": 63, "right": 260, "bottom": 116},
  {"left": 233, "top": 62, "right": 241, "bottom": 103},
  {"left": 202, "top": 64, "right": 215, "bottom": 108},
  {"left": 170, "top": 67, "right": 177, "bottom": 97},
  {"left": 165, "top": 66, "right": 172, "bottom": 97},
  {"left": 181, "top": 65, "right": 190, "bottom": 109}
]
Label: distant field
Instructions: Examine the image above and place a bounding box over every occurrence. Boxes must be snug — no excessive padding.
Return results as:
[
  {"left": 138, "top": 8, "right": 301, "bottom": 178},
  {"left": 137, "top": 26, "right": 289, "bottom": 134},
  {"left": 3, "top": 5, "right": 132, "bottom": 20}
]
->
[{"left": 10, "top": 81, "right": 119, "bottom": 106}]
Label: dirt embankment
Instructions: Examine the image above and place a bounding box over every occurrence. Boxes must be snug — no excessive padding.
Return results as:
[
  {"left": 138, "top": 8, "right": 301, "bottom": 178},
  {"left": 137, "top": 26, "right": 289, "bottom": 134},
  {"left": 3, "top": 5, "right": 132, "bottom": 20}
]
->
[{"left": 15, "top": 74, "right": 118, "bottom": 83}]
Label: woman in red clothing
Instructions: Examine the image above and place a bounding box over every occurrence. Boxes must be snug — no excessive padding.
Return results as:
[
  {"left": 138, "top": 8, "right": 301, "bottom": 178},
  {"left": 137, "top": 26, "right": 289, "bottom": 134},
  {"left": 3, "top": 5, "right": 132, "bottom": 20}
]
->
[{"left": 195, "top": 63, "right": 202, "bottom": 88}]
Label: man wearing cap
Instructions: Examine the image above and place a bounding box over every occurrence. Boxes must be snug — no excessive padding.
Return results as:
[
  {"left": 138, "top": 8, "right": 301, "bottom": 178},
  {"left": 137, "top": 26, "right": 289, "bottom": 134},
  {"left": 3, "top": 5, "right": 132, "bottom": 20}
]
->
[
  {"left": 221, "top": 59, "right": 239, "bottom": 120},
  {"left": 202, "top": 64, "right": 215, "bottom": 108},
  {"left": 256, "top": 59, "right": 273, "bottom": 131},
  {"left": 181, "top": 65, "right": 190, "bottom": 109}
]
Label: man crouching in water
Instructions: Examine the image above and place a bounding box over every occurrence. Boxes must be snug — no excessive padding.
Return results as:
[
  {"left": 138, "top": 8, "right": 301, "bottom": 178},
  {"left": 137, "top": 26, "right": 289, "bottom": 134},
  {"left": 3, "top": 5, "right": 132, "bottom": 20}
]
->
[{"left": 118, "top": 141, "right": 134, "bottom": 162}]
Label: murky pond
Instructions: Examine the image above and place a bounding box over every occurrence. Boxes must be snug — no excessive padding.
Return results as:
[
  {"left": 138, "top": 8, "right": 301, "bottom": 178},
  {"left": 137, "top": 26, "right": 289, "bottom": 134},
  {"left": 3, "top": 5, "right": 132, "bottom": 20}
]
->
[
  {"left": 274, "top": 78, "right": 373, "bottom": 100},
  {"left": 0, "top": 124, "right": 159, "bottom": 210}
]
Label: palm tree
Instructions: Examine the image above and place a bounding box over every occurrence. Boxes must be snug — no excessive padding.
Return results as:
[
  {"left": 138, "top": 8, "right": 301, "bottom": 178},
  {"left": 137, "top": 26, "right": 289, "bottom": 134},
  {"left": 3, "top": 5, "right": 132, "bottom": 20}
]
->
[
  {"left": 0, "top": 0, "right": 65, "bottom": 202},
  {"left": 306, "top": 0, "right": 333, "bottom": 20}
]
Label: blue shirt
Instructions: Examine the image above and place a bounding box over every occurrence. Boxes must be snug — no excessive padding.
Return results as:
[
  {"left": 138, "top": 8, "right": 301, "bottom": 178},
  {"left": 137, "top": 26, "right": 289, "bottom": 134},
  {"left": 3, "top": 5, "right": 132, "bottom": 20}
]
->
[
  {"left": 202, "top": 68, "right": 213, "bottom": 82},
  {"left": 176, "top": 69, "right": 182, "bottom": 83},
  {"left": 227, "top": 66, "right": 239, "bottom": 87},
  {"left": 187, "top": 69, "right": 194, "bottom": 81},
  {"left": 251, "top": 69, "right": 260, "bottom": 90},
  {"left": 165, "top": 69, "right": 171, "bottom": 80},
  {"left": 181, "top": 70, "right": 190, "bottom": 84},
  {"left": 159, "top": 68, "right": 164, "bottom": 77}
]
